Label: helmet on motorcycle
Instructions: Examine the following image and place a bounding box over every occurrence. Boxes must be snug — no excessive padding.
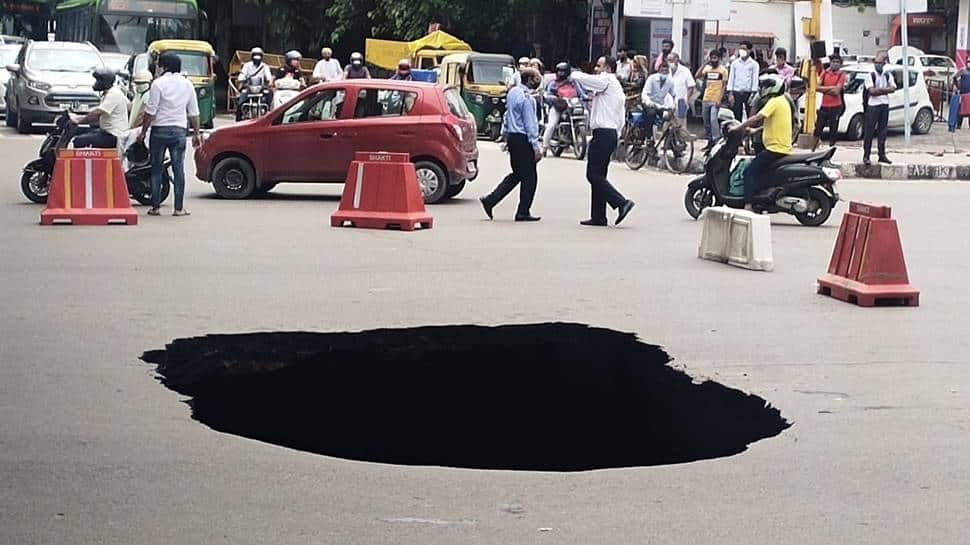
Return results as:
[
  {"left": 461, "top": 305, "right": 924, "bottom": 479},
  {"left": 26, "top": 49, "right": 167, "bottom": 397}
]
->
[
  {"left": 398, "top": 58, "right": 411, "bottom": 70},
  {"left": 157, "top": 52, "right": 182, "bottom": 74},
  {"left": 92, "top": 67, "right": 116, "bottom": 92},
  {"left": 125, "top": 141, "right": 150, "bottom": 164},
  {"left": 133, "top": 70, "right": 153, "bottom": 84},
  {"left": 788, "top": 75, "right": 806, "bottom": 95},
  {"left": 555, "top": 62, "right": 570, "bottom": 80},
  {"left": 518, "top": 56, "right": 530, "bottom": 68},
  {"left": 250, "top": 47, "right": 264, "bottom": 61},
  {"left": 350, "top": 52, "right": 364, "bottom": 66},
  {"left": 285, "top": 50, "right": 302, "bottom": 67},
  {"left": 530, "top": 58, "right": 543, "bottom": 71},
  {"left": 757, "top": 74, "right": 785, "bottom": 99}
]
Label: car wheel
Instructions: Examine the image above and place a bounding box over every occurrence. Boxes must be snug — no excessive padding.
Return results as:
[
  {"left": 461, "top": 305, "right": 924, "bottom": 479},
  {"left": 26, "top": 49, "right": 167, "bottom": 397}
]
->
[
  {"left": 16, "top": 105, "right": 31, "bottom": 134},
  {"left": 211, "top": 156, "right": 256, "bottom": 199},
  {"left": 912, "top": 107, "right": 933, "bottom": 135},
  {"left": 445, "top": 180, "right": 466, "bottom": 198},
  {"left": 845, "top": 114, "right": 864, "bottom": 141},
  {"left": 414, "top": 160, "right": 448, "bottom": 204}
]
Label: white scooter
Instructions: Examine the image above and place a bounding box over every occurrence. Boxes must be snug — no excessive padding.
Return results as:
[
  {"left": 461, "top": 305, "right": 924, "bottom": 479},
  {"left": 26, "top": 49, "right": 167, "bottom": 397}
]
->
[{"left": 272, "top": 77, "right": 302, "bottom": 109}]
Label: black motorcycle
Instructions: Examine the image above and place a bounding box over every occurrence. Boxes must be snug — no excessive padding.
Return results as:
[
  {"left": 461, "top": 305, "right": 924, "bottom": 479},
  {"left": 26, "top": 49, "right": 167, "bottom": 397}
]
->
[
  {"left": 21, "top": 112, "right": 171, "bottom": 205},
  {"left": 547, "top": 97, "right": 588, "bottom": 160},
  {"left": 684, "top": 110, "right": 840, "bottom": 227}
]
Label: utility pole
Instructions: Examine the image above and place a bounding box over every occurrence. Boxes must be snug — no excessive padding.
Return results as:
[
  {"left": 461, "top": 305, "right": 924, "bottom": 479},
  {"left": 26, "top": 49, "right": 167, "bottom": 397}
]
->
[
  {"left": 801, "top": 0, "right": 823, "bottom": 136},
  {"left": 901, "top": 0, "right": 912, "bottom": 145}
]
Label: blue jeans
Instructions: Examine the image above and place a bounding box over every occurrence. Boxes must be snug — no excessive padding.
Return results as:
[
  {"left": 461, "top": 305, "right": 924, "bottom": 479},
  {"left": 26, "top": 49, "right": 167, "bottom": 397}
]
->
[
  {"left": 702, "top": 102, "right": 721, "bottom": 141},
  {"left": 150, "top": 126, "right": 187, "bottom": 210},
  {"left": 73, "top": 128, "right": 117, "bottom": 149}
]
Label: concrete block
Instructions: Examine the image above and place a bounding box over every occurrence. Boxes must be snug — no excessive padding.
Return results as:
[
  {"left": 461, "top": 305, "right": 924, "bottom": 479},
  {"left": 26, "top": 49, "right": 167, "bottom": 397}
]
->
[
  {"left": 880, "top": 164, "right": 907, "bottom": 180},
  {"left": 955, "top": 165, "right": 970, "bottom": 180},
  {"left": 698, "top": 207, "right": 774, "bottom": 272}
]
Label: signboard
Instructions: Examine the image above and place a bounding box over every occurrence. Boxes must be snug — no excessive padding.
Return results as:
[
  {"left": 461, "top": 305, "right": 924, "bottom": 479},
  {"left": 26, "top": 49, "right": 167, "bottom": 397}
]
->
[
  {"left": 876, "top": 0, "right": 927, "bottom": 15},
  {"left": 624, "top": 0, "right": 732, "bottom": 21},
  {"left": 103, "top": 0, "right": 193, "bottom": 16}
]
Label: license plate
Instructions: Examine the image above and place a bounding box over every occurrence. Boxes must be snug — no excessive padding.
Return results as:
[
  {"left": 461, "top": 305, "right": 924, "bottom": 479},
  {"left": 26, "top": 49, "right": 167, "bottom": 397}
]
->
[{"left": 75, "top": 104, "right": 90, "bottom": 113}]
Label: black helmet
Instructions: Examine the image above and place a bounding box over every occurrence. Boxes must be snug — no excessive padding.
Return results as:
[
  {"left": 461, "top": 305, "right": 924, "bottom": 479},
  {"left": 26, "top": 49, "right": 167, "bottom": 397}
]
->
[
  {"left": 125, "top": 141, "right": 149, "bottom": 164},
  {"left": 92, "top": 67, "right": 115, "bottom": 91},
  {"left": 157, "top": 52, "right": 181, "bottom": 74},
  {"left": 788, "top": 76, "right": 806, "bottom": 95},
  {"left": 555, "top": 61, "right": 570, "bottom": 80}
]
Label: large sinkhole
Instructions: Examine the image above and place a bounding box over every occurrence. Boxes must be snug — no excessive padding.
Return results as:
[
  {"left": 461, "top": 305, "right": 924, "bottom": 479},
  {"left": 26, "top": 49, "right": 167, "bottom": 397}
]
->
[{"left": 142, "top": 323, "right": 790, "bottom": 471}]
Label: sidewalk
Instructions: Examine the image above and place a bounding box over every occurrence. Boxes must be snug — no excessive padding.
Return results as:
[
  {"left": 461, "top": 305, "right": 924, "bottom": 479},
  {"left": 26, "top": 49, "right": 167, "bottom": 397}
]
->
[{"left": 826, "top": 136, "right": 970, "bottom": 180}]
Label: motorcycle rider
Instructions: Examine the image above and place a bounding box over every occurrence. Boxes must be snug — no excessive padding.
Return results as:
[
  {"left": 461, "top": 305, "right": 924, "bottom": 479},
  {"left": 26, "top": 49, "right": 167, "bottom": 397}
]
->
[
  {"left": 68, "top": 67, "right": 130, "bottom": 149},
  {"left": 390, "top": 59, "right": 413, "bottom": 80},
  {"left": 276, "top": 50, "right": 306, "bottom": 87},
  {"left": 344, "top": 52, "right": 372, "bottom": 79},
  {"left": 236, "top": 47, "right": 274, "bottom": 121},
  {"left": 541, "top": 62, "right": 587, "bottom": 154},
  {"left": 730, "top": 74, "right": 792, "bottom": 205}
]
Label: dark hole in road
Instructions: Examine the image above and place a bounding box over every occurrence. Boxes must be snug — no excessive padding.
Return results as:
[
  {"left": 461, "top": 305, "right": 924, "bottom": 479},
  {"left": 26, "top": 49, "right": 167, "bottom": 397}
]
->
[{"left": 142, "top": 323, "right": 790, "bottom": 471}]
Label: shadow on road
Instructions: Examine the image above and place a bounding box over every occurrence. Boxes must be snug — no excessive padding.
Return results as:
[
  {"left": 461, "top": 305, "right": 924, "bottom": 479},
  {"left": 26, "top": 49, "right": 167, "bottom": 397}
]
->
[{"left": 143, "top": 323, "right": 790, "bottom": 472}]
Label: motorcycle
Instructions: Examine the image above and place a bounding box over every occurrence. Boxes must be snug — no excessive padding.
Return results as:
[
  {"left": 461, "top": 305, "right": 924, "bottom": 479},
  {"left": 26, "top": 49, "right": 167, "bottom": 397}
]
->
[
  {"left": 272, "top": 77, "right": 302, "bottom": 109},
  {"left": 21, "top": 112, "right": 172, "bottom": 205},
  {"left": 239, "top": 82, "right": 271, "bottom": 120},
  {"left": 683, "top": 108, "right": 841, "bottom": 227},
  {"left": 547, "top": 97, "right": 588, "bottom": 160}
]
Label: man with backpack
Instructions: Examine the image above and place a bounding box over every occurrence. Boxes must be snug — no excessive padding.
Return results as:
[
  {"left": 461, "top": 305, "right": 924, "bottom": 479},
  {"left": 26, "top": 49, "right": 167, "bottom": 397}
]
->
[
  {"left": 862, "top": 51, "right": 896, "bottom": 166},
  {"left": 811, "top": 54, "right": 847, "bottom": 152}
]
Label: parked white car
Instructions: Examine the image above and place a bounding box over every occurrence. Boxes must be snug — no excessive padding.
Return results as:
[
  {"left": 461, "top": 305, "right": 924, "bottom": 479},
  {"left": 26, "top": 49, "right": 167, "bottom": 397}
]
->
[
  {"left": 888, "top": 45, "right": 957, "bottom": 85},
  {"left": 800, "top": 63, "right": 935, "bottom": 140},
  {"left": 0, "top": 44, "right": 20, "bottom": 116}
]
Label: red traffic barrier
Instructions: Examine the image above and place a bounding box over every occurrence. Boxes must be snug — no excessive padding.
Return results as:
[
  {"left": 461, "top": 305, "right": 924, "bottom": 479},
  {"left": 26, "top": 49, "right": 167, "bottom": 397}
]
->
[
  {"left": 817, "top": 202, "right": 919, "bottom": 307},
  {"left": 330, "top": 152, "right": 433, "bottom": 231},
  {"left": 41, "top": 149, "right": 137, "bottom": 226}
]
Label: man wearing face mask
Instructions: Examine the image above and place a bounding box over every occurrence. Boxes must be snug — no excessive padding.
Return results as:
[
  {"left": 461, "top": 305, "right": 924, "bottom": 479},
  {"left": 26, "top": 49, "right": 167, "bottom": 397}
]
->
[
  {"left": 696, "top": 50, "right": 729, "bottom": 145},
  {"left": 727, "top": 41, "right": 759, "bottom": 121},
  {"left": 812, "top": 54, "right": 847, "bottom": 152},
  {"left": 236, "top": 46, "right": 274, "bottom": 121},
  {"left": 480, "top": 68, "right": 543, "bottom": 222},
  {"left": 344, "top": 52, "right": 371, "bottom": 79},
  {"left": 654, "top": 39, "right": 674, "bottom": 72},
  {"left": 616, "top": 46, "right": 632, "bottom": 82},
  {"left": 390, "top": 59, "right": 413, "bottom": 80},
  {"left": 641, "top": 63, "right": 676, "bottom": 142},
  {"left": 862, "top": 51, "right": 896, "bottom": 166},
  {"left": 665, "top": 52, "right": 695, "bottom": 121}
]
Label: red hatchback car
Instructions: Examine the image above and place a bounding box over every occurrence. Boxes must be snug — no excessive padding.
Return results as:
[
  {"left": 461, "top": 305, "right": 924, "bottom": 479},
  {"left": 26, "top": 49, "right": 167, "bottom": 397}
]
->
[{"left": 195, "top": 80, "right": 479, "bottom": 203}]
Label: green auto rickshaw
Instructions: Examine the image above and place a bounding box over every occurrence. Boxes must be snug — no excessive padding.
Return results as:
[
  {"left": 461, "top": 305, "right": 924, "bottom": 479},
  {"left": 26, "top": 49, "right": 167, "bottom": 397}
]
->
[
  {"left": 147, "top": 40, "right": 217, "bottom": 128},
  {"left": 440, "top": 53, "right": 516, "bottom": 141}
]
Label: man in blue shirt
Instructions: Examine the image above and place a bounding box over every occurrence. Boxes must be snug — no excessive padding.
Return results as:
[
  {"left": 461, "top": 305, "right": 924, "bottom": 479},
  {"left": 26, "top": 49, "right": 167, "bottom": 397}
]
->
[
  {"left": 727, "top": 40, "right": 760, "bottom": 121},
  {"left": 480, "top": 68, "right": 543, "bottom": 222}
]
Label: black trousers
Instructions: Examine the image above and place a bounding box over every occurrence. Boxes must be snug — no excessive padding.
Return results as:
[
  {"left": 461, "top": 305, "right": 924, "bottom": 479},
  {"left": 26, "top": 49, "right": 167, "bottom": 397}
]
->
[
  {"left": 863, "top": 104, "right": 889, "bottom": 160},
  {"left": 482, "top": 133, "right": 537, "bottom": 217},
  {"left": 586, "top": 128, "right": 627, "bottom": 222},
  {"left": 732, "top": 91, "right": 753, "bottom": 121}
]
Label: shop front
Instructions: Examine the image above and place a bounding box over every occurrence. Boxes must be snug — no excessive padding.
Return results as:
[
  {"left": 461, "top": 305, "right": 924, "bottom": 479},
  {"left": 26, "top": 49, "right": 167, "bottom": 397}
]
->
[{"left": 891, "top": 13, "right": 947, "bottom": 54}]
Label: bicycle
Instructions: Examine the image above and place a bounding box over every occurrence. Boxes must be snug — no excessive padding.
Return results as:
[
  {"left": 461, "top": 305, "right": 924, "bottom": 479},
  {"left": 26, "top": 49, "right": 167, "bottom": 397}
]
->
[{"left": 623, "top": 106, "right": 695, "bottom": 174}]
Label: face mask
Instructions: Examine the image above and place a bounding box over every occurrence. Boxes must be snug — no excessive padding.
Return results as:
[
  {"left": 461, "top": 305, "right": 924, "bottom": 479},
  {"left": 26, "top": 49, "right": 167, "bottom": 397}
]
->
[
  {"left": 352, "top": 60, "right": 362, "bottom": 67},
  {"left": 659, "top": 75, "right": 667, "bottom": 85},
  {"left": 253, "top": 57, "right": 262, "bottom": 65},
  {"left": 875, "top": 63, "right": 884, "bottom": 73},
  {"left": 739, "top": 50, "right": 749, "bottom": 59},
  {"left": 135, "top": 82, "right": 150, "bottom": 94},
  {"left": 669, "top": 62, "right": 678, "bottom": 70}
]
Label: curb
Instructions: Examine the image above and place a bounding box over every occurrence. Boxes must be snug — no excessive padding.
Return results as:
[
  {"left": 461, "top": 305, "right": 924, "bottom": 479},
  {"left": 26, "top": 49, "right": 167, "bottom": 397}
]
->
[{"left": 837, "top": 162, "right": 970, "bottom": 180}]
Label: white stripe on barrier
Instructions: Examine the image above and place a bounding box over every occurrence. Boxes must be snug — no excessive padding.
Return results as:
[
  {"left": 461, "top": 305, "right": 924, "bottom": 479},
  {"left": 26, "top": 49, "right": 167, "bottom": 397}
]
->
[
  {"left": 84, "top": 159, "right": 94, "bottom": 209},
  {"left": 353, "top": 163, "right": 364, "bottom": 209}
]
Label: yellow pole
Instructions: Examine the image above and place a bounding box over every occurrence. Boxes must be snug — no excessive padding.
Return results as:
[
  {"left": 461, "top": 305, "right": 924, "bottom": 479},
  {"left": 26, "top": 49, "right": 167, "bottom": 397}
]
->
[{"left": 803, "top": 0, "right": 822, "bottom": 135}]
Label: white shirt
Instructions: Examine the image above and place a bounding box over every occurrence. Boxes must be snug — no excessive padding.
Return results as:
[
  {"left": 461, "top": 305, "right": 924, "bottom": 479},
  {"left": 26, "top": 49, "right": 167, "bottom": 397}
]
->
[
  {"left": 865, "top": 70, "right": 896, "bottom": 107},
  {"left": 667, "top": 63, "right": 695, "bottom": 101},
  {"left": 96, "top": 86, "right": 130, "bottom": 138},
  {"left": 312, "top": 58, "right": 343, "bottom": 82},
  {"left": 238, "top": 61, "right": 273, "bottom": 85},
  {"left": 145, "top": 72, "right": 200, "bottom": 128},
  {"left": 616, "top": 60, "right": 632, "bottom": 81},
  {"left": 569, "top": 71, "right": 625, "bottom": 133}
]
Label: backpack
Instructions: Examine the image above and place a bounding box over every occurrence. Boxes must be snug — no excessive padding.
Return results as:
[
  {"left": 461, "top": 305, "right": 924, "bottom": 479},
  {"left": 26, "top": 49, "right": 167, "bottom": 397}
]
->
[{"left": 861, "top": 72, "right": 877, "bottom": 112}]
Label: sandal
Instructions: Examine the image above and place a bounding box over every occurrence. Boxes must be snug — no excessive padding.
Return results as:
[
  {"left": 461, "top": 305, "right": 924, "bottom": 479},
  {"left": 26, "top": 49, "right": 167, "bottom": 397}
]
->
[
  {"left": 173, "top": 210, "right": 191, "bottom": 217},
  {"left": 147, "top": 208, "right": 161, "bottom": 216}
]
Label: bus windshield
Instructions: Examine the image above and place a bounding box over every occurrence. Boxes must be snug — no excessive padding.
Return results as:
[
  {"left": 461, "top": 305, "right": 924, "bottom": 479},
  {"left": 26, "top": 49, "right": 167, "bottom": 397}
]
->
[{"left": 97, "top": 14, "right": 196, "bottom": 54}]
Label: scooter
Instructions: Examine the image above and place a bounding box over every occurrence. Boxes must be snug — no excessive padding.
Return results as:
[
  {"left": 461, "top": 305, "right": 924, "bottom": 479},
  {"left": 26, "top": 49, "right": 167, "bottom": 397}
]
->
[
  {"left": 239, "top": 83, "right": 271, "bottom": 120},
  {"left": 272, "top": 77, "right": 302, "bottom": 109},
  {"left": 21, "top": 112, "right": 172, "bottom": 205},
  {"left": 547, "top": 97, "right": 588, "bottom": 160},
  {"left": 683, "top": 108, "right": 841, "bottom": 227}
]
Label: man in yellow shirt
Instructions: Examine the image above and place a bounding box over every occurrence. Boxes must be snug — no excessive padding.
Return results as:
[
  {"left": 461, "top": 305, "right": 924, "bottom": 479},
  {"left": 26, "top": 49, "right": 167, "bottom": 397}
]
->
[
  {"left": 695, "top": 50, "right": 729, "bottom": 146},
  {"left": 732, "top": 74, "right": 791, "bottom": 203}
]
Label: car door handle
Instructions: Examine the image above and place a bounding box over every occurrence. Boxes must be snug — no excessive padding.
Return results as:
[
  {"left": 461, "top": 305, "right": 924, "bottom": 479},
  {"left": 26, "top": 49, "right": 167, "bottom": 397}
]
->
[
  {"left": 319, "top": 132, "right": 337, "bottom": 139},
  {"left": 396, "top": 131, "right": 416, "bottom": 136}
]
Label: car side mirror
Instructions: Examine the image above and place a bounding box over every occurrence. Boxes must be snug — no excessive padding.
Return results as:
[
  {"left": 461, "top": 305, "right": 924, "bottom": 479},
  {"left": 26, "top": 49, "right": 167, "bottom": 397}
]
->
[
  {"left": 6, "top": 63, "right": 20, "bottom": 74},
  {"left": 118, "top": 70, "right": 131, "bottom": 81}
]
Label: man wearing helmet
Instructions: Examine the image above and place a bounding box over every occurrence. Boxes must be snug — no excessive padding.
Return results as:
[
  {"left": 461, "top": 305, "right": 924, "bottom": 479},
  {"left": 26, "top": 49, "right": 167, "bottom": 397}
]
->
[
  {"left": 128, "top": 70, "right": 154, "bottom": 130},
  {"left": 69, "top": 67, "right": 130, "bottom": 150},
  {"left": 277, "top": 50, "right": 306, "bottom": 86},
  {"left": 731, "top": 74, "right": 792, "bottom": 204},
  {"left": 390, "top": 59, "right": 412, "bottom": 80},
  {"left": 344, "top": 52, "right": 371, "bottom": 79},
  {"left": 541, "top": 62, "right": 587, "bottom": 153},
  {"left": 236, "top": 47, "right": 274, "bottom": 121}
]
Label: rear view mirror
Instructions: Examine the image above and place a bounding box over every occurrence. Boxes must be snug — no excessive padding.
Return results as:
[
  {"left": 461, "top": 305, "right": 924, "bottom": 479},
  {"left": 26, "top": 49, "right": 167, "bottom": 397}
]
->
[
  {"left": 6, "top": 63, "right": 20, "bottom": 74},
  {"left": 118, "top": 70, "right": 131, "bottom": 80}
]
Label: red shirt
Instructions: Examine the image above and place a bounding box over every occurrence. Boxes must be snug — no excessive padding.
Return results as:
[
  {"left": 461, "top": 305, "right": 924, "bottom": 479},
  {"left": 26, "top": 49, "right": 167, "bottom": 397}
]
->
[{"left": 820, "top": 69, "right": 847, "bottom": 108}]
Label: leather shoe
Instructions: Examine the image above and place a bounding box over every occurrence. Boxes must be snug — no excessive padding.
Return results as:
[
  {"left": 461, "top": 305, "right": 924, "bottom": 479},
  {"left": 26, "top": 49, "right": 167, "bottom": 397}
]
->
[
  {"left": 863, "top": 158, "right": 872, "bottom": 167},
  {"left": 615, "top": 200, "right": 635, "bottom": 225},
  {"left": 479, "top": 197, "right": 494, "bottom": 220},
  {"left": 878, "top": 156, "right": 892, "bottom": 164},
  {"left": 580, "top": 219, "right": 608, "bottom": 226},
  {"left": 515, "top": 215, "right": 541, "bottom": 222}
]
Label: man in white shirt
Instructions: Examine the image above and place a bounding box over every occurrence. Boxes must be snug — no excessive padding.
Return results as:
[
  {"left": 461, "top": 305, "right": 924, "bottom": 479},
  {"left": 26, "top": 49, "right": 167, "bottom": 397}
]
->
[
  {"left": 616, "top": 46, "right": 632, "bottom": 82},
  {"left": 665, "top": 52, "right": 695, "bottom": 120},
  {"left": 569, "top": 56, "right": 636, "bottom": 227},
  {"left": 863, "top": 51, "right": 897, "bottom": 166},
  {"left": 236, "top": 47, "right": 274, "bottom": 121},
  {"left": 137, "top": 52, "right": 200, "bottom": 217},
  {"left": 311, "top": 47, "right": 343, "bottom": 83},
  {"left": 69, "top": 67, "right": 129, "bottom": 149},
  {"left": 727, "top": 40, "right": 760, "bottom": 121}
]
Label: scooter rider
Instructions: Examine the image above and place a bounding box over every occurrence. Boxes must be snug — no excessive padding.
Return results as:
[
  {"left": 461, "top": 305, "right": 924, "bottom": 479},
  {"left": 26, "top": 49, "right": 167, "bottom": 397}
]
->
[
  {"left": 541, "top": 62, "right": 587, "bottom": 154},
  {"left": 344, "top": 52, "right": 372, "bottom": 79},
  {"left": 236, "top": 47, "right": 274, "bottom": 121},
  {"left": 277, "top": 50, "right": 306, "bottom": 87},
  {"left": 68, "top": 67, "right": 130, "bottom": 149},
  {"left": 390, "top": 58, "right": 413, "bottom": 80},
  {"left": 730, "top": 74, "right": 792, "bottom": 205}
]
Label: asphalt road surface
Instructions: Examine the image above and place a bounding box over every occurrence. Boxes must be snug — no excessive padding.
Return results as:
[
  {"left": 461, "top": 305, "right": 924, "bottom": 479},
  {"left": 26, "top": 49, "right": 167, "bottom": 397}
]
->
[{"left": 1, "top": 125, "right": 968, "bottom": 544}]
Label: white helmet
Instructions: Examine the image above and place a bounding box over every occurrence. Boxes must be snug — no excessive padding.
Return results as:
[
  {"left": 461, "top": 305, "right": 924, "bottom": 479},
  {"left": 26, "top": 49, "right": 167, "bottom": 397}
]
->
[
  {"left": 757, "top": 74, "right": 785, "bottom": 99},
  {"left": 133, "top": 70, "right": 153, "bottom": 84},
  {"left": 250, "top": 47, "right": 264, "bottom": 57}
]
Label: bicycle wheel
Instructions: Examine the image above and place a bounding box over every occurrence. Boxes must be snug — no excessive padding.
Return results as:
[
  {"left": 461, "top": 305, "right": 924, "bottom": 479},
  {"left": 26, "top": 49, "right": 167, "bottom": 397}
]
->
[{"left": 663, "top": 128, "right": 695, "bottom": 174}]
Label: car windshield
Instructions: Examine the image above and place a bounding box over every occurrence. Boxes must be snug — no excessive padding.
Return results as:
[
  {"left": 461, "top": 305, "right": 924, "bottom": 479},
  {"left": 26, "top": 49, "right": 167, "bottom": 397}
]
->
[
  {"left": 103, "top": 54, "right": 129, "bottom": 72},
  {"left": 27, "top": 48, "right": 102, "bottom": 72},
  {"left": 0, "top": 47, "right": 18, "bottom": 66},
  {"left": 470, "top": 61, "right": 513, "bottom": 85},
  {"left": 922, "top": 57, "right": 953, "bottom": 68}
]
